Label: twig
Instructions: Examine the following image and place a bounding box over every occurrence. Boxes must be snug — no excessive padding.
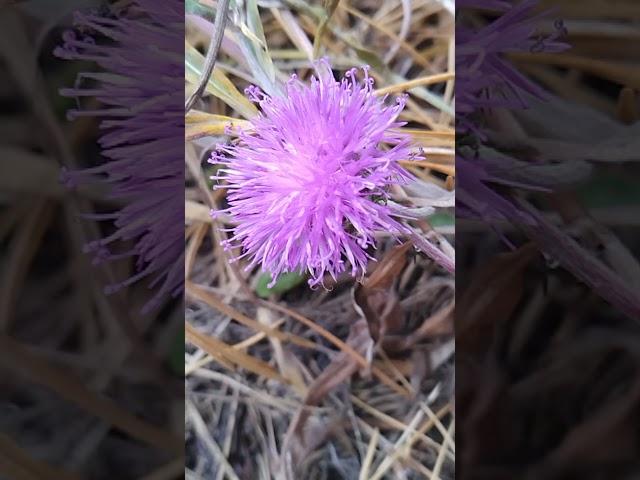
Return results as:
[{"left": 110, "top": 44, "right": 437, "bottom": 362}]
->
[
  {"left": 358, "top": 428, "right": 379, "bottom": 480},
  {"left": 185, "top": 0, "right": 231, "bottom": 112}
]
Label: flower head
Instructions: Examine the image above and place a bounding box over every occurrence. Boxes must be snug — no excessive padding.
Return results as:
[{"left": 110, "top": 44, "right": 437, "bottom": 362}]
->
[
  {"left": 55, "top": 0, "right": 183, "bottom": 313},
  {"left": 211, "top": 60, "right": 415, "bottom": 287},
  {"left": 456, "top": 0, "right": 569, "bottom": 222},
  {"left": 456, "top": 0, "right": 567, "bottom": 131}
]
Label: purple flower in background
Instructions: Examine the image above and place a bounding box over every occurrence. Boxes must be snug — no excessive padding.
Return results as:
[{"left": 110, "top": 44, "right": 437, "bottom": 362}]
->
[
  {"left": 456, "top": 0, "right": 568, "bottom": 221},
  {"left": 211, "top": 60, "right": 415, "bottom": 287},
  {"left": 456, "top": 0, "right": 567, "bottom": 132},
  {"left": 55, "top": 0, "right": 183, "bottom": 313}
]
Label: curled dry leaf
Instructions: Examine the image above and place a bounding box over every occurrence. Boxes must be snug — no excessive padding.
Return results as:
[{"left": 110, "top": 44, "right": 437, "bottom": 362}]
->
[
  {"left": 383, "top": 300, "right": 454, "bottom": 353},
  {"left": 457, "top": 243, "right": 538, "bottom": 356},
  {"left": 352, "top": 242, "right": 412, "bottom": 343},
  {"left": 354, "top": 240, "right": 455, "bottom": 354}
]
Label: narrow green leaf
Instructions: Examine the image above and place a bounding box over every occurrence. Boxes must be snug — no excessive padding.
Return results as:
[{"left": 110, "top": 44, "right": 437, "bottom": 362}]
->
[
  {"left": 256, "top": 272, "right": 307, "bottom": 298},
  {"left": 185, "top": 41, "right": 258, "bottom": 118},
  {"left": 235, "top": 0, "right": 282, "bottom": 97},
  {"left": 247, "top": 0, "right": 268, "bottom": 47},
  {"left": 185, "top": 0, "right": 215, "bottom": 17},
  {"left": 353, "top": 46, "right": 386, "bottom": 72},
  {"left": 428, "top": 212, "right": 454, "bottom": 227}
]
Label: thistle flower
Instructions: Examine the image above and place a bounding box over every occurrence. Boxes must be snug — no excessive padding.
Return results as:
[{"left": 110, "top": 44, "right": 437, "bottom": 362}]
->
[
  {"left": 211, "top": 60, "right": 417, "bottom": 287},
  {"left": 456, "top": 0, "right": 567, "bottom": 131},
  {"left": 456, "top": 0, "right": 568, "bottom": 221},
  {"left": 55, "top": 0, "right": 183, "bottom": 313}
]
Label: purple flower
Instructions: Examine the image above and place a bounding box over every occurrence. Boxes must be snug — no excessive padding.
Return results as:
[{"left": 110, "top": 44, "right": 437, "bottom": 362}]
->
[
  {"left": 456, "top": 0, "right": 567, "bottom": 128},
  {"left": 211, "top": 60, "right": 416, "bottom": 287},
  {"left": 456, "top": 0, "right": 569, "bottom": 221},
  {"left": 55, "top": 0, "right": 183, "bottom": 313}
]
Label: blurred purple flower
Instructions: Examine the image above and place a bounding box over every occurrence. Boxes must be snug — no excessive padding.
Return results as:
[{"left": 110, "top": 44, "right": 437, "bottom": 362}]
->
[
  {"left": 55, "top": 0, "right": 183, "bottom": 313},
  {"left": 457, "top": 0, "right": 567, "bottom": 130},
  {"left": 211, "top": 60, "right": 417, "bottom": 287},
  {"left": 457, "top": 0, "right": 569, "bottom": 221}
]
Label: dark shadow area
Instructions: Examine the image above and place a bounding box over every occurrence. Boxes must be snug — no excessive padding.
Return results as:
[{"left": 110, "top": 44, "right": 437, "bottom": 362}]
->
[
  {"left": 456, "top": 1, "right": 640, "bottom": 479},
  {"left": 0, "top": 1, "right": 184, "bottom": 478}
]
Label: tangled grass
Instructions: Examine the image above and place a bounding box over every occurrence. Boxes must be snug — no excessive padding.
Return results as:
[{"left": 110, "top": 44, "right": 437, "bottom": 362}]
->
[{"left": 185, "top": 1, "right": 455, "bottom": 478}]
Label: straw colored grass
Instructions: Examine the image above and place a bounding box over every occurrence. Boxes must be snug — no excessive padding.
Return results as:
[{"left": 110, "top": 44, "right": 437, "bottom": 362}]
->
[{"left": 185, "top": 1, "right": 455, "bottom": 478}]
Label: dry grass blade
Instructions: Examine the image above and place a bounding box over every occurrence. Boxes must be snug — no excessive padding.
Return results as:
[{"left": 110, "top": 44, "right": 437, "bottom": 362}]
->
[
  {"left": 339, "top": 3, "right": 433, "bottom": 70},
  {"left": 358, "top": 427, "right": 380, "bottom": 480},
  {"left": 430, "top": 420, "right": 455, "bottom": 480},
  {"left": 186, "top": 200, "right": 214, "bottom": 223},
  {"left": 186, "top": 281, "right": 317, "bottom": 350},
  {"left": 258, "top": 298, "right": 412, "bottom": 397},
  {"left": 398, "top": 128, "right": 455, "bottom": 145},
  {"left": 511, "top": 52, "right": 640, "bottom": 89},
  {"left": 0, "top": 148, "right": 63, "bottom": 197},
  {"left": 350, "top": 395, "right": 453, "bottom": 460},
  {"left": 137, "top": 458, "right": 185, "bottom": 480},
  {"left": 374, "top": 72, "right": 455, "bottom": 96},
  {"left": 185, "top": 0, "right": 454, "bottom": 476},
  {"left": 0, "top": 336, "right": 183, "bottom": 454},
  {"left": 186, "top": 223, "right": 209, "bottom": 276},
  {"left": 0, "top": 198, "right": 51, "bottom": 331},
  {"left": 402, "top": 160, "right": 455, "bottom": 176},
  {"left": 256, "top": 307, "right": 307, "bottom": 393},
  {"left": 270, "top": 8, "right": 314, "bottom": 61},
  {"left": 368, "top": 409, "right": 434, "bottom": 480},
  {"left": 186, "top": 116, "right": 250, "bottom": 140},
  {"left": 282, "top": 319, "right": 373, "bottom": 466},
  {"left": 617, "top": 87, "right": 638, "bottom": 125},
  {"left": 186, "top": 401, "right": 241, "bottom": 480},
  {"left": 185, "top": 322, "right": 290, "bottom": 384},
  {"left": 0, "top": 434, "right": 82, "bottom": 480}
]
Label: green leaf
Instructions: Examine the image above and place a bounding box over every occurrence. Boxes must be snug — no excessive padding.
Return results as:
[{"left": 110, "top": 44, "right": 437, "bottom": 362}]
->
[
  {"left": 353, "top": 47, "right": 386, "bottom": 71},
  {"left": 234, "top": 0, "right": 282, "bottom": 97},
  {"left": 428, "top": 212, "right": 454, "bottom": 227},
  {"left": 185, "top": 0, "right": 215, "bottom": 17},
  {"left": 256, "top": 272, "right": 307, "bottom": 298},
  {"left": 185, "top": 42, "right": 258, "bottom": 118},
  {"left": 246, "top": 0, "right": 268, "bottom": 47}
]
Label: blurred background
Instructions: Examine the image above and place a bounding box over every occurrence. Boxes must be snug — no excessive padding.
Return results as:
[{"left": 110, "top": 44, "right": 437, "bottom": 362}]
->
[
  {"left": 0, "top": 1, "right": 183, "bottom": 478},
  {"left": 456, "top": 1, "right": 640, "bottom": 479}
]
